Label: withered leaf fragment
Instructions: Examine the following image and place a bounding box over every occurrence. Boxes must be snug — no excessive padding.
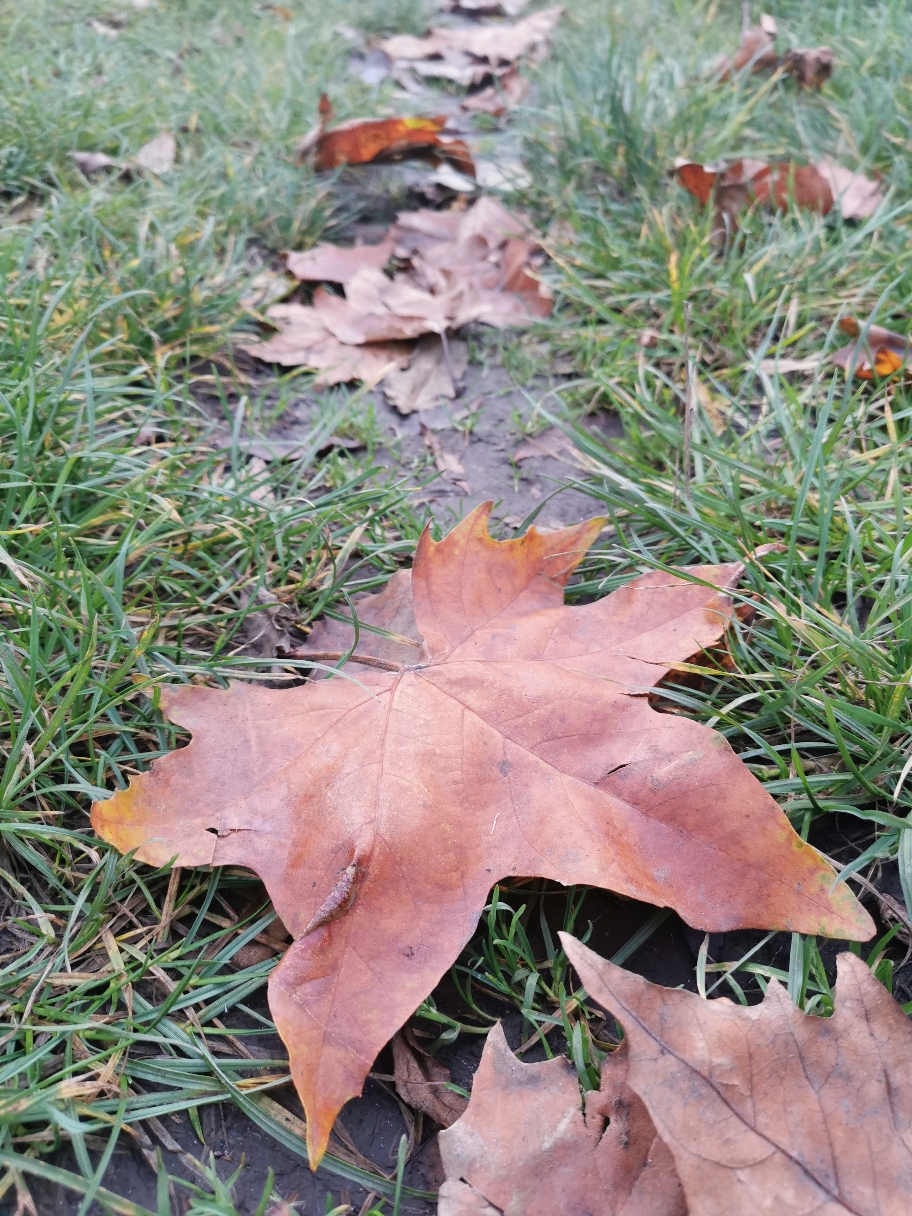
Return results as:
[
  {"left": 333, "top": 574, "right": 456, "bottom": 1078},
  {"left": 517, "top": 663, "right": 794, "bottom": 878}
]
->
[
  {"left": 832, "top": 317, "right": 910, "bottom": 379},
  {"left": 391, "top": 1027, "right": 468, "bottom": 1127},
  {"left": 379, "top": 8, "right": 563, "bottom": 69},
  {"left": 438, "top": 1023, "right": 685, "bottom": 1215},
  {"left": 563, "top": 935, "right": 912, "bottom": 1216},
  {"left": 92, "top": 505, "right": 871, "bottom": 1168},
  {"left": 716, "top": 14, "right": 778, "bottom": 79},
  {"left": 784, "top": 45, "right": 834, "bottom": 88}
]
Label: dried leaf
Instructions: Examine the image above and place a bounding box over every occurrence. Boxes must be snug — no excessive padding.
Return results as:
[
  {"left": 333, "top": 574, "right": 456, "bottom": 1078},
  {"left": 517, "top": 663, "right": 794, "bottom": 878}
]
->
[
  {"left": 134, "top": 133, "right": 176, "bottom": 175},
  {"left": 379, "top": 8, "right": 563, "bottom": 68},
  {"left": 383, "top": 333, "right": 469, "bottom": 414},
  {"left": 288, "top": 568, "right": 421, "bottom": 671},
  {"left": 284, "top": 234, "right": 396, "bottom": 284},
  {"left": 313, "top": 114, "right": 474, "bottom": 176},
  {"left": 92, "top": 505, "right": 871, "bottom": 1167},
  {"left": 238, "top": 302, "right": 412, "bottom": 385},
  {"left": 831, "top": 317, "right": 909, "bottom": 379},
  {"left": 513, "top": 426, "right": 591, "bottom": 469},
  {"left": 715, "top": 14, "right": 778, "bottom": 78},
  {"left": 784, "top": 45, "right": 834, "bottom": 88},
  {"left": 420, "top": 422, "right": 468, "bottom": 483},
  {"left": 563, "top": 935, "right": 912, "bottom": 1216},
  {"left": 72, "top": 151, "right": 118, "bottom": 175},
  {"left": 438, "top": 1024, "right": 685, "bottom": 1215},
  {"left": 391, "top": 1028, "right": 468, "bottom": 1126},
  {"left": 461, "top": 68, "right": 530, "bottom": 116},
  {"left": 816, "top": 158, "right": 884, "bottom": 220}
]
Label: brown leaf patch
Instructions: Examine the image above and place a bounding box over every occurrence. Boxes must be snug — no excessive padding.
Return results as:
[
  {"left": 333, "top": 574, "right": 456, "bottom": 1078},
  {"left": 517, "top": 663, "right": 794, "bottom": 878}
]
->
[
  {"left": 563, "top": 935, "right": 912, "bottom": 1216},
  {"left": 392, "top": 1028, "right": 468, "bottom": 1126},
  {"left": 438, "top": 1023, "right": 685, "bottom": 1215}
]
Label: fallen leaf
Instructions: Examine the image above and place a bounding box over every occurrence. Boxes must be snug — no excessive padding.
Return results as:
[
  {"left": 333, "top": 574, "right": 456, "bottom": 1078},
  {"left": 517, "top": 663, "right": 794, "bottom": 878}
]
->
[
  {"left": 438, "top": 1024, "right": 685, "bottom": 1215},
  {"left": 513, "top": 426, "right": 592, "bottom": 469},
  {"left": 461, "top": 68, "right": 530, "bottom": 116},
  {"left": 384, "top": 333, "right": 469, "bottom": 413},
  {"left": 784, "top": 45, "right": 834, "bottom": 88},
  {"left": 312, "top": 113, "right": 474, "bottom": 177},
  {"left": 392, "top": 1028, "right": 468, "bottom": 1126},
  {"left": 816, "top": 158, "right": 884, "bottom": 220},
  {"left": 832, "top": 316, "right": 909, "bottom": 379},
  {"left": 379, "top": 8, "right": 563, "bottom": 69},
  {"left": 91, "top": 505, "right": 871, "bottom": 1166},
  {"left": 420, "top": 422, "right": 468, "bottom": 485},
  {"left": 237, "top": 302, "right": 411, "bottom": 385},
  {"left": 715, "top": 13, "right": 778, "bottom": 78},
  {"left": 134, "top": 133, "right": 177, "bottom": 175},
  {"left": 563, "top": 935, "right": 912, "bottom": 1216},
  {"left": 72, "top": 151, "right": 118, "bottom": 175},
  {"left": 284, "top": 234, "right": 396, "bottom": 284},
  {"left": 675, "top": 157, "right": 881, "bottom": 235}
]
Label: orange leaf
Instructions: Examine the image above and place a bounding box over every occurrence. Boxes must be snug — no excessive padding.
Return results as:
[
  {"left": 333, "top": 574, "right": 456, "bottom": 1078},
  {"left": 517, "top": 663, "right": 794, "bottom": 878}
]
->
[
  {"left": 563, "top": 935, "right": 912, "bottom": 1215},
  {"left": 313, "top": 114, "right": 472, "bottom": 173},
  {"left": 92, "top": 505, "right": 872, "bottom": 1168},
  {"left": 832, "top": 317, "right": 909, "bottom": 380}
]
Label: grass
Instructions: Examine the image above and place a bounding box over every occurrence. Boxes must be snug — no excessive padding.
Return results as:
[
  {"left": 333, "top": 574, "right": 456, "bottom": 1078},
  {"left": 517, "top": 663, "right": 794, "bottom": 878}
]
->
[{"left": 3, "top": 0, "right": 912, "bottom": 1209}]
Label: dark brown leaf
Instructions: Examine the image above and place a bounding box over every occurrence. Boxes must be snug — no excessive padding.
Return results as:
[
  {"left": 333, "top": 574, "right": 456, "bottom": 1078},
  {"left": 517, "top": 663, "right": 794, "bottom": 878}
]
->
[{"left": 392, "top": 1028, "right": 468, "bottom": 1127}]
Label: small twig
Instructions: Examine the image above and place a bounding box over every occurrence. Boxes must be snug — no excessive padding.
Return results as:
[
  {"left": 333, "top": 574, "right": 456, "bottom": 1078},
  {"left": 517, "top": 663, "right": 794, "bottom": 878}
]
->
[{"left": 277, "top": 649, "right": 405, "bottom": 673}]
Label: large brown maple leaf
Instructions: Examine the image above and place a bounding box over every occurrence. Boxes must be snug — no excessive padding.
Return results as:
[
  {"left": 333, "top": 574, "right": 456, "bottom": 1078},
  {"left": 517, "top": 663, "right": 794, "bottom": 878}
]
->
[{"left": 91, "top": 504, "right": 871, "bottom": 1165}]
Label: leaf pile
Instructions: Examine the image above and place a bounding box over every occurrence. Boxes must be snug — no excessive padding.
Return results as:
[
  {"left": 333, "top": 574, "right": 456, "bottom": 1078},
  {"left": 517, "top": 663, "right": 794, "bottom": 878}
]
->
[
  {"left": 377, "top": 7, "right": 563, "bottom": 87},
  {"left": 93, "top": 504, "right": 870, "bottom": 1167},
  {"left": 240, "top": 198, "right": 551, "bottom": 385}
]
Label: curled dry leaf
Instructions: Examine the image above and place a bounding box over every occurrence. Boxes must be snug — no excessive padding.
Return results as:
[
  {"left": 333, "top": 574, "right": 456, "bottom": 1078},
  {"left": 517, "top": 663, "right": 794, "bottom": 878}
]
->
[
  {"left": 784, "top": 45, "right": 834, "bottom": 88},
  {"left": 675, "top": 156, "right": 882, "bottom": 238},
  {"left": 831, "top": 317, "right": 910, "bottom": 379},
  {"left": 563, "top": 935, "right": 912, "bottom": 1216},
  {"left": 284, "top": 234, "right": 396, "bottom": 284},
  {"left": 438, "top": 1024, "right": 685, "bottom": 1216},
  {"left": 134, "top": 133, "right": 177, "bottom": 175},
  {"left": 391, "top": 1027, "right": 468, "bottom": 1127},
  {"left": 92, "top": 504, "right": 871, "bottom": 1167},
  {"left": 313, "top": 112, "right": 474, "bottom": 176}
]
